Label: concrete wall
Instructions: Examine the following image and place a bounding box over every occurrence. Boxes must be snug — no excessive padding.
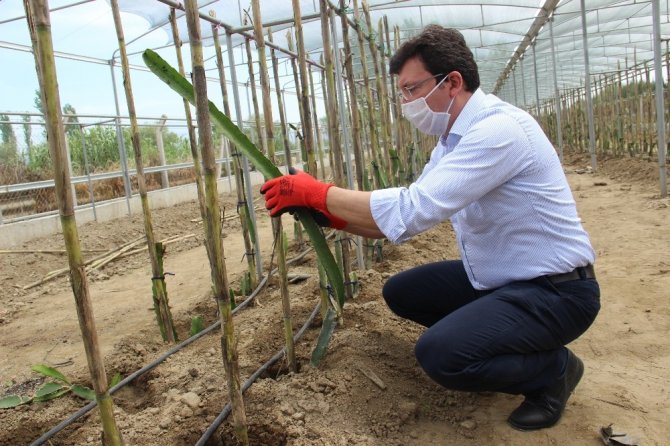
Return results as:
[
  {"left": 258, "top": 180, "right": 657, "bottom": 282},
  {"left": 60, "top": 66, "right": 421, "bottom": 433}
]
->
[{"left": 0, "top": 171, "right": 267, "bottom": 249}]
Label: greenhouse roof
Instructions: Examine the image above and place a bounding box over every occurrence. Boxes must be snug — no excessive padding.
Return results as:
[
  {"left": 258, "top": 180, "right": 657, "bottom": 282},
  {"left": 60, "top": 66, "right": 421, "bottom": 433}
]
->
[{"left": 1, "top": 0, "right": 669, "bottom": 111}]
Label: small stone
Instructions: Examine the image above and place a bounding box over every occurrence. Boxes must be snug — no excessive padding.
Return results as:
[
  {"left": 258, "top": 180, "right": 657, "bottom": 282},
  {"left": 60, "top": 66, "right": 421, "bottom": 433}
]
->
[
  {"left": 292, "top": 412, "right": 305, "bottom": 421},
  {"left": 181, "top": 392, "right": 201, "bottom": 409},
  {"left": 158, "top": 418, "right": 170, "bottom": 429},
  {"left": 460, "top": 419, "right": 477, "bottom": 430},
  {"left": 188, "top": 368, "right": 199, "bottom": 378},
  {"left": 148, "top": 407, "right": 160, "bottom": 415},
  {"left": 180, "top": 406, "right": 194, "bottom": 418}
]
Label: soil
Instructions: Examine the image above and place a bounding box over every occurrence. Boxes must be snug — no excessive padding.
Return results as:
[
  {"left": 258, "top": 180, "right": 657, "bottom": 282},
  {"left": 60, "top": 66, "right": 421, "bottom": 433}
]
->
[{"left": 1, "top": 154, "right": 668, "bottom": 446}]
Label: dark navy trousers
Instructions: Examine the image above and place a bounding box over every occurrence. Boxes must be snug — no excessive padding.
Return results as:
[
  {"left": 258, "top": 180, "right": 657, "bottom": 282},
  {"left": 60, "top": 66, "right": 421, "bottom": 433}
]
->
[{"left": 382, "top": 260, "right": 600, "bottom": 395}]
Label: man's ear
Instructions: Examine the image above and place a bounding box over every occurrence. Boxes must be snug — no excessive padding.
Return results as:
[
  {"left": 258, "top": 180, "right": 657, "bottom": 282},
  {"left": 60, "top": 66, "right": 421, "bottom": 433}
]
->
[{"left": 447, "top": 72, "right": 462, "bottom": 88}]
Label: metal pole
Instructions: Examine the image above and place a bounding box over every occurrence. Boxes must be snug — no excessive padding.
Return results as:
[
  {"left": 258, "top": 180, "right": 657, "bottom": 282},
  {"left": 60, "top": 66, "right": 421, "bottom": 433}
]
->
[
  {"left": 652, "top": 0, "right": 668, "bottom": 197},
  {"left": 520, "top": 58, "right": 528, "bottom": 109},
  {"left": 226, "top": 31, "right": 263, "bottom": 280},
  {"left": 79, "top": 125, "right": 97, "bottom": 221},
  {"left": 512, "top": 69, "right": 519, "bottom": 106},
  {"left": 549, "top": 15, "right": 564, "bottom": 162},
  {"left": 109, "top": 60, "right": 132, "bottom": 214},
  {"left": 531, "top": 43, "right": 541, "bottom": 118},
  {"left": 580, "top": 0, "right": 598, "bottom": 173}
]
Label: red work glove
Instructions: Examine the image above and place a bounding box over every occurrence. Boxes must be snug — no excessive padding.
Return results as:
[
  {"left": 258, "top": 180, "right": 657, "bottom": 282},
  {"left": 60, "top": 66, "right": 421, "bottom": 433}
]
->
[{"left": 260, "top": 169, "right": 347, "bottom": 230}]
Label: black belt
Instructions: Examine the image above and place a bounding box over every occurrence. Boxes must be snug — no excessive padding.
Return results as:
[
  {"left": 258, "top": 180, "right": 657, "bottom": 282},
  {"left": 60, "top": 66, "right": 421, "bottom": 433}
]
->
[{"left": 546, "top": 264, "right": 596, "bottom": 284}]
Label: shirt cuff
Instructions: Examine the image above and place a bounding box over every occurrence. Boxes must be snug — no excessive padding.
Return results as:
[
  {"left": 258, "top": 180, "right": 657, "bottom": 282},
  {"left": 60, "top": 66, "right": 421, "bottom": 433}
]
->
[{"left": 370, "top": 187, "right": 407, "bottom": 244}]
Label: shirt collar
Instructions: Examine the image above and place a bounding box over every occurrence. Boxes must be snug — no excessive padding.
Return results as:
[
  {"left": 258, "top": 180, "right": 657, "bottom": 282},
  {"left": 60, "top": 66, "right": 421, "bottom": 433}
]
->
[{"left": 448, "top": 88, "right": 486, "bottom": 137}]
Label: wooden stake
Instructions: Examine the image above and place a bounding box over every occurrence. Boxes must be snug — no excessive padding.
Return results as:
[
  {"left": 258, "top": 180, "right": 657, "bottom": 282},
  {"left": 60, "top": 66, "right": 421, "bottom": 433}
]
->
[
  {"left": 184, "top": 2, "right": 248, "bottom": 443},
  {"left": 169, "top": 8, "right": 207, "bottom": 221},
  {"left": 26, "top": 1, "right": 123, "bottom": 443},
  {"left": 292, "top": 0, "right": 318, "bottom": 175},
  {"left": 251, "top": 0, "right": 296, "bottom": 374},
  {"left": 212, "top": 22, "right": 258, "bottom": 290},
  {"left": 244, "top": 35, "right": 266, "bottom": 153},
  {"left": 110, "top": 0, "right": 176, "bottom": 343}
]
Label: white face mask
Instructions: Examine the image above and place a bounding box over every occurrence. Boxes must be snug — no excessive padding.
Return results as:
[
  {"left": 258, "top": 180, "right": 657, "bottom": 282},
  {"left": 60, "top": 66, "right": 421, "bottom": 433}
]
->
[{"left": 401, "top": 76, "right": 455, "bottom": 136}]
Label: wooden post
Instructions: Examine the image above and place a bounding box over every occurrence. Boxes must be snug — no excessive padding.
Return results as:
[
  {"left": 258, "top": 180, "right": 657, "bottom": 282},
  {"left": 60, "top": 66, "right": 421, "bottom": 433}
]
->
[
  {"left": 26, "top": 1, "right": 123, "bottom": 443},
  {"left": 363, "top": 3, "right": 393, "bottom": 180},
  {"left": 250, "top": 0, "right": 296, "bottom": 373},
  {"left": 338, "top": 0, "right": 364, "bottom": 191},
  {"left": 184, "top": 1, "right": 248, "bottom": 443},
  {"left": 292, "top": 0, "right": 318, "bottom": 175},
  {"left": 168, "top": 8, "right": 206, "bottom": 221},
  {"left": 211, "top": 22, "right": 258, "bottom": 289},
  {"left": 244, "top": 35, "right": 266, "bottom": 153},
  {"left": 110, "top": 0, "right": 176, "bottom": 343},
  {"left": 353, "top": 0, "right": 386, "bottom": 188},
  {"left": 319, "top": 0, "right": 352, "bottom": 299}
]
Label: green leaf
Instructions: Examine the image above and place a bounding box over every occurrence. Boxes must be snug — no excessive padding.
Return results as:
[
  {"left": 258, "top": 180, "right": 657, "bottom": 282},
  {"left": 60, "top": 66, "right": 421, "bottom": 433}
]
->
[
  {"left": 310, "top": 307, "right": 338, "bottom": 367},
  {"left": 142, "top": 49, "right": 280, "bottom": 180},
  {"left": 0, "top": 395, "right": 32, "bottom": 409},
  {"left": 110, "top": 373, "right": 122, "bottom": 388},
  {"left": 31, "top": 364, "right": 70, "bottom": 384},
  {"left": 70, "top": 384, "right": 96, "bottom": 401},
  {"left": 33, "top": 382, "right": 68, "bottom": 402}
]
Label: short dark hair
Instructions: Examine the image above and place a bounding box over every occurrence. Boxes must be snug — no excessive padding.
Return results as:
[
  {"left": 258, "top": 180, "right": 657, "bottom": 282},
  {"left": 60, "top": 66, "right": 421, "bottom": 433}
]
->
[{"left": 390, "top": 25, "right": 480, "bottom": 92}]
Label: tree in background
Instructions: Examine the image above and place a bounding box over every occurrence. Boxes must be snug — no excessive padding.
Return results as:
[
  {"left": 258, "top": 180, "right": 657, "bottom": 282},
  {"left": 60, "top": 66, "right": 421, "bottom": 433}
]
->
[
  {"left": 0, "top": 114, "right": 19, "bottom": 163},
  {"left": 22, "top": 114, "right": 33, "bottom": 163}
]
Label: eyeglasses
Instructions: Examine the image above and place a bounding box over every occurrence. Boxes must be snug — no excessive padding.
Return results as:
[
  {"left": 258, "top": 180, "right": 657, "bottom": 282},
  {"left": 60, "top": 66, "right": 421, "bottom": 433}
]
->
[{"left": 397, "top": 73, "right": 444, "bottom": 101}]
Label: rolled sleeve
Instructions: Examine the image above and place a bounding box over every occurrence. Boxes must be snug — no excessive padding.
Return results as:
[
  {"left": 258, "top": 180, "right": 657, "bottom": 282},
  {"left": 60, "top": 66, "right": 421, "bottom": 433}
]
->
[{"left": 370, "top": 187, "right": 407, "bottom": 244}]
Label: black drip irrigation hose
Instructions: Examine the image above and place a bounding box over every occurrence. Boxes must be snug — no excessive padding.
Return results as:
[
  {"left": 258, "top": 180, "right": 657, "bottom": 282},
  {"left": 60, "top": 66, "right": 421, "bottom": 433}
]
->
[
  {"left": 29, "top": 233, "right": 330, "bottom": 446},
  {"left": 195, "top": 302, "right": 322, "bottom": 446}
]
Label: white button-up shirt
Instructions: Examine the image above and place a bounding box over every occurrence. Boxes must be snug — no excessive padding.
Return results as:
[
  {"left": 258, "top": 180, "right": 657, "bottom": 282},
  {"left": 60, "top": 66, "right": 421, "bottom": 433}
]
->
[{"left": 370, "top": 88, "right": 595, "bottom": 290}]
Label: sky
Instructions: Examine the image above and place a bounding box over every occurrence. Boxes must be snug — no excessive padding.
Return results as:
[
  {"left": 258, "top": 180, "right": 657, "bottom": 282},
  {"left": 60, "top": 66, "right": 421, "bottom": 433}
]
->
[{"left": 0, "top": 0, "right": 316, "bottom": 140}]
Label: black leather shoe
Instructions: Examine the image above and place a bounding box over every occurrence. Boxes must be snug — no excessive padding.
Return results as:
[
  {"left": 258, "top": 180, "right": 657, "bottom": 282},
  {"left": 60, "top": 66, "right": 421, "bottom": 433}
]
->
[{"left": 507, "top": 349, "right": 584, "bottom": 431}]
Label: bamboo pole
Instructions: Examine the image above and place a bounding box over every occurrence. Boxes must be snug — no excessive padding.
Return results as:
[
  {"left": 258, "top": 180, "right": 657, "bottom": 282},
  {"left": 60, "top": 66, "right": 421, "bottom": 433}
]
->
[
  {"left": 292, "top": 0, "right": 318, "bottom": 175},
  {"left": 268, "top": 29, "right": 292, "bottom": 169},
  {"left": 363, "top": 3, "right": 393, "bottom": 180},
  {"left": 269, "top": 29, "right": 305, "bottom": 252},
  {"left": 250, "top": 0, "right": 296, "bottom": 373},
  {"left": 26, "top": 1, "right": 123, "bottom": 443},
  {"left": 110, "top": 0, "right": 176, "bottom": 343},
  {"left": 183, "top": 1, "right": 248, "bottom": 443},
  {"left": 244, "top": 34, "right": 266, "bottom": 153},
  {"left": 319, "top": 0, "right": 353, "bottom": 300},
  {"left": 319, "top": 56, "right": 336, "bottom": 175},
  {"left": 285, "top": 32, "right": 307, "bottom": 170},
  {"left": 212, "top": 21, "right": 258, "bottom": 290},
  {"left": 308, "top": 66, "right": 328, "bottom": 179},
  {"left": 353, "top": 0, "right": 386, "bottom": 189},
  {"left": 338, "top": 0, "right": 364, "bottom": 191},
  {"left": 169, "top": 8, "right": 207, "bottom": 222},
  {"left": 387, "top": 21, "right": 405, "bottom": 183}
]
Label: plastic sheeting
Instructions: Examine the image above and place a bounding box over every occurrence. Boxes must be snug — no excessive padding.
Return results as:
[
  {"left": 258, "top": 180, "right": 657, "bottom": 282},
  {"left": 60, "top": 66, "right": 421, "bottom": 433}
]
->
[{"left": 3, "top": 1, "right": 669, "bottom": 105}]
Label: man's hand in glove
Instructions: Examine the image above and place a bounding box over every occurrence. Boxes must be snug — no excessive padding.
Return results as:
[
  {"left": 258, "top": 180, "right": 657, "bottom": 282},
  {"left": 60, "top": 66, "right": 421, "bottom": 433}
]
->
[{"left": 260, "top": 169, "right": 347, "bottom": 229}]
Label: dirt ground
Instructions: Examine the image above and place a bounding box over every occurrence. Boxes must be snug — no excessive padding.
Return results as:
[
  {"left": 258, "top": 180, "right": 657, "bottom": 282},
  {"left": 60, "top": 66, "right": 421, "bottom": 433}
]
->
[{"left": 0, "top": 154, "right": 668, "bottom": 446}]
